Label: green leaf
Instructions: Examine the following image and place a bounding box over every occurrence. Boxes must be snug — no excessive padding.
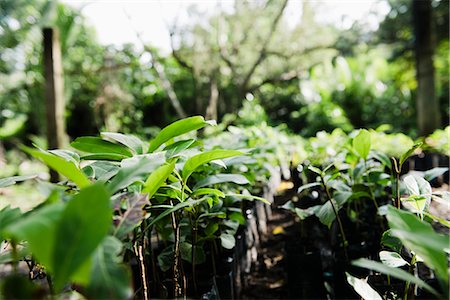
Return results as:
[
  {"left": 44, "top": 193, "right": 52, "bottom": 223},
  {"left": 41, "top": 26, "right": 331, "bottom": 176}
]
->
[
  {"left": 48, "top": 149, "right": 80, "bottom": 165},
  {"left": 381, "top": 229, "right": 403, "bottom": 253},
  {"left": 204, "top": 222, "right": 219, "bottom": 236},
  {"left": 149, "top": 116, "right": 208, "bottom": 152},
  {"left": 193, "top": 174, "right": 249, "bottom": 189},
  {"left": 22, "top": 146, "right": 91, "bottom": 188},
  {"left": 297, "top": 182, "right": 321, "bottom": 194},
  {"left": 148, "top": 199, "right": 206, "bottom": 227},
  {"left": 0, "top": 206, "right": 22, "bottom": 241},
  {"left": 180, "top": 242, "right": 206, "bottom": 265},
  {"left": 353, "top": 129, "right": 371, "bottom": 160},
  {"left": 225, "top": 193, "right": 270, "bottom": 205},
  {"left": 81, "top": 153, "right": 129, "bottom": 161},
  {"left": 399, "top": 142, "right": 422, "bottom": 167},
  {"left": 316, "top": 200, "right": 339, "bottom": 228},
  {"left": 379, "top": 251, "right": 409, "bottom": 268},
  {"left": 71, "top": 136, "right": 133, "bottom": 157},
  {"left": 346, "top": 272, "right": 382, "bottom": 300},
  {"left": 113, "top": 194, "right": 150, "bottom": 239},
  {"left": 0, "top": 175, "right": 37, "bottom": 188},
  {"left": 85, "top": 236, "right": 132, "bottom": 300},
  {"left": 85, "top": 161, "right": 120, "bottom": 181},
  {"left": 386, "top": 206, "right": 449, "bottom": 284},
  {"left": 351, "top": 258, "right": 439, "bottom": 297},
  {"left": 220, "top": 233, "right": 236, "bottom": 249},
  {"left": 52, "top": 184, "right": 112, "bottom": 290},
  {"left": 107, "top": 154, "right": 165, "bottom": 194},
  {"left": 142, "top": 161, "right": 176, "bottom": 198},
  {"left": 157, "top": 246, "right": 173, "bottom": 272},
  {"left": 164, "top": 139, "right": 198, "bottom": 158},
  {"left": 101, "top": 132, "right": 146, "bottom": 154},
  {"left": 424, "top": 167, "right": 448, "bottom": 181},
  {"left": 182, "top": 150, "right": 243, "bottom": 181},
  {"left": 4, "top": 203, "right": 65, "bottom": 269},
  {"left": 190, "top": 188, "right": 225, "bottom": 199},
  {"left": 308, "top": 165, "right": 322, "bottom": 175}
]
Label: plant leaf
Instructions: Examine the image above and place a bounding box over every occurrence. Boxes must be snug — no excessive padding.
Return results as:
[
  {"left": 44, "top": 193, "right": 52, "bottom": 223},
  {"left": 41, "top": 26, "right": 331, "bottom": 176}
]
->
[
  {"left": 149, "top": 116, "right": 208, "bottom": 152},
  {"left": 85, "top": 236, "right": 132, "bottom": 300},
  {"left": 386, "top": 206, "right": 449, "bottom": 284},
  {"left": 4, "top": 203, "right": 65, "bottom": 269},
  {"left": 352, "top": 258, "right": 439, "bottom": 297},
  {"left": 22, "top": 146, "right": 91, "bottom": 188},
  {"left": 297, "top": 182, "right": 321, "bottom": 194},
  {"left": 142, "top": 161, "right": 176, "bottom": 198},
  {"left": 190, "top": 188, "right": 225, "bottom": 199},
  {"left": 379, "top": 251, "right": 409, "bottom": 268},
  {"left": 148, "top": 199, "right": 206, "bottom": 227},
  {"left": 113, "top": 194, "right": 150, "bottom": 239},
  {"left": 182, "top": 149, "right": 243, "bottom": 181},
  {"left": 0, "top": 206, "right": 22, "bottom": 241},
  {"left": 164, "top": 139, "right": 197, "bottom": 158},
  {"left": 81, "top": 153, "right": 129, "bottom": 161},
  {"left": 0, "top": 175, "right": 37, "bottom": 188},
  {"left": 220, "top": 233, "right": 235, "bottom": 249},
  {"left": 424, "top": 167, "right": 448, "bottom": 181},
  {"left": 193, "top": 174, "right": 249, "bottom": 189},
  {"left": 71, "top": 136, "right": 133, "bottom": 157},
  {"left": 225, "top": 193, "right": 270, "bottom": 205},
  {"left": 52, "top": 184, "right": 112, "bottom": 290},
  {"left": 399, "top": 142, "right": 422, "bottom": 167},
  {"left": 107, "top": 154, "right": 165, "bottom": 194},
  {"left": 353, "top": 129, "right": 371, "bottom": 159},
  {"left": 346, "top": 272, "right": 382, "bottom": 300},
  {"left": 101, "top": 132, "right": 146, "bottom": 154}
]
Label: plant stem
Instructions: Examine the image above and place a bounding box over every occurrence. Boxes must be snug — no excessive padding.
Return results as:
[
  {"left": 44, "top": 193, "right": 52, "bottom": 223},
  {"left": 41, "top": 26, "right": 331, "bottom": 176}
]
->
[
  {"left": 403, "top": 254, "right": 417, "bottom": 300},
  {"left": 192, "top": 221, "right": 198, "bottom": 294},
  {"left": 170, "top": 200, "right": 183, "bottom": 298},
  {"left": 320, "top": 175, "right": 349, "bottom": 261},
  {"left": 134, "top": 240, "right": 149, "bottom": 300},
  {"left": 391, "top": 158, "right": 401, "bottom": 208}
]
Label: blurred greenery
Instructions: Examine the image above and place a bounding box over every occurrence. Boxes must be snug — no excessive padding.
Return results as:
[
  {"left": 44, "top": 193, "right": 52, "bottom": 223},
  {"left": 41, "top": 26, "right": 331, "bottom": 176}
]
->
[{"left": 0, "top": 0, "right": 448, "bottom": 147}]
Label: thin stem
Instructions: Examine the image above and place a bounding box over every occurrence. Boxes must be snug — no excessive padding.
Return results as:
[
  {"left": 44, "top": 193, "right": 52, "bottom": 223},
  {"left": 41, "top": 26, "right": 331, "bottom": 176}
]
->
[
  {"left": 170, "top": 199, "right": 183, "bottom": 298},
  {"left": 391, "top": 158, "right": 401, "bottom": 208},
  {"left": 320, "top": 175, "right": 349, "bottom": 261},
  {"left": 403, "top": 254, "right": 417, "bottom": 300},
  {"left": 134, "top": 241, "right": 149, "bottom": 300},
  {"left": 192, "top": 219, "right": 198, "bottom": 294}
]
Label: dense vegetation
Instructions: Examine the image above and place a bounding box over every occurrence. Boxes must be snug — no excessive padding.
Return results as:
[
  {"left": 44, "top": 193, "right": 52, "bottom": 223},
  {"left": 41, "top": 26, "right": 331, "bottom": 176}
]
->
[{"left": 0, "top": 0, "right": 448, "bottom": 299}]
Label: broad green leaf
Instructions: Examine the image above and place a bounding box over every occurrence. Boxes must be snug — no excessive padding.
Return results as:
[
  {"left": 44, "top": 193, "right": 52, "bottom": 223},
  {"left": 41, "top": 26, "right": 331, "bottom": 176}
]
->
[
  {"left": 308, "top": 165, "right": 322, "bottom": 175},
  {"left": 297, "top": 182, "right": 321, "bottom": 194},
  {"left": 101, "top": 132, "right": 146, "bottom": 154},
  {"left": 149, "top": 116, "right": 208, "bottom": 152},
  {"left": 86, "top": 236, "right": 132, "bottom": 300},
  {"left": 424, "top": 167, "right": 448, "bottom": 181},
  {"left": 353, "top": 129, "right": 371, "bottom": 160},
  {"left": 164, "top": 139, "right": 198, "bottom": 158},
  {"left": 220, "top": 233, "right": 236, "bottom": 249},
  {"left": 107, "top": 154, "right": 165, "bottom": 194},
  {"left": 204, "top": 222, "right": 219, "bottom": 236},
  {"left": 381, "top": 229, "right": 402, "bottom": 253},
  {"left": 142, "top": 161, "right": 176, "bottom": 198},
  {"left": 48, "top": 149, "right": 80, "bottom": 165},
  {"left": 157, "top": 246, "right": 174, "bottom": 272},
  {"left": 0, "top": 175, "right": 37, "bottom": 188},
  {"left": 399, "top": 142, "right": 422, "bottom": 167},
  {"left": 52, "top": 184, "right": 112, "bottom": 290},
  {"left": 182, "top": 150, "right": 243, "bottom": 181},
  {"left": 113, "top": 194, "right": 150, "bottom": 239},
  {"left": 386, "top": 206, "right": 449, "bottom": 284},
  {"left": 4, "top": 203, "right": 65, "bottom": 269},
  {"left": 85, "top": 161, "right": 120, "bottom": 181},
  {"left": 0, "top": 206, "right": 22, "bottom": 241},
  {"left": 148, "top": 199, "right": 206, "bottom": 227},
  {"left": 352, "top": 258, "right": 439, "bottom": 297},
  {"left": 346, "top": 273, "right": 382, "bottom": 300},
  {"left": 379, "top": 251, "right": 409, "bottom": 268},
  {"left": 193, "top": 174, "right": 249, "bottom": 189},
  {"left": 424, "top": 212, "right": 450, "bottom": 228},
  {"left": 22, "top": 146, "right": 90, "bottom": 188},
  {"left": 316, "top": 200, "right": 339, "bottom": 228},
  {"left": 81, "top": 153, "right": 129, "bottom": 161},
  {"left": 190, "top": 188, "right": 225, "bottom": 199},
  {"left": 294, "top": 206, "right": 321, "bottom": 220},
  {"left": 71, "top": 136, "right": 133, "bottom": 157},
  {"left": 225, "top": 193, "right": 270, "bottom": 205},
  {"left": 180, "top": 242, "right": 206, "bottom": 265}
]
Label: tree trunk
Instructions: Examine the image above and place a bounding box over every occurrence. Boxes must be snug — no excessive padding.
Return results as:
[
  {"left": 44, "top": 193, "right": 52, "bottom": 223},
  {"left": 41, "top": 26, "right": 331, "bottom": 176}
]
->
[
  {"left": 413, "top": 0, "right": 440, "bottom": 136},
  {"left": 43, "top": 27, "right": 67, "bottom": 182},
  {"left": 205, "top": 75, "right": 219, "bottom": 121}
]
